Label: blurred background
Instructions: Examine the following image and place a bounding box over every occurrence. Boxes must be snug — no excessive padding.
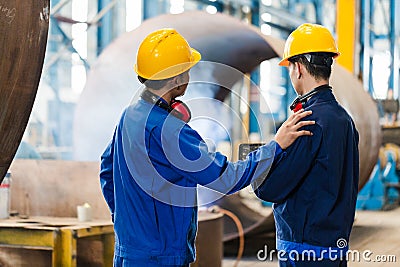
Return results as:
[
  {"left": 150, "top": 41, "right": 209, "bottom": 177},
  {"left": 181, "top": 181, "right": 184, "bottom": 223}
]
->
[{"left": 17, "top": 0, "right": 399, "bottom": 161}]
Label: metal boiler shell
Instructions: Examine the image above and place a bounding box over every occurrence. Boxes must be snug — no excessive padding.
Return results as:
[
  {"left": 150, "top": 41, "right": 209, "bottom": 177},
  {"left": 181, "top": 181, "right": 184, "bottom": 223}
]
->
[{"left": 0, "top": 1, "right": 50, "bottom": 183}]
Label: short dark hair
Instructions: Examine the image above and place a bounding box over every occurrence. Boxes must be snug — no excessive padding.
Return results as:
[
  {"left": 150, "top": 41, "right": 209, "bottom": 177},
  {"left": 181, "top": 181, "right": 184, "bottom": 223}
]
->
[
  {"left": 137, "top": 76, "right": 174, "bottom": 90},
  {"left": 288, "top": 52, "right": 335, "bottom": 81}
]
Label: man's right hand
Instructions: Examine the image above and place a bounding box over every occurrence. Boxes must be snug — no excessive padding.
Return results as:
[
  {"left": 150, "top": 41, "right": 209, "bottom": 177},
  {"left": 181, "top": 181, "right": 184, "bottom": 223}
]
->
[{"left": 274, "top": 109, "right": 315, "bottom": 150}]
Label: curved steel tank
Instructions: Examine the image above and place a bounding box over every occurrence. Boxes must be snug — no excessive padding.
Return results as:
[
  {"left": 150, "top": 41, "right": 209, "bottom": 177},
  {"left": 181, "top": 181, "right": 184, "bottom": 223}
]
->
[
  {"left": 0, "top": 1, "right": 50, "bottom": 183},
  {"left": 74, "top": 11, "right": 381, "bottom": 240}
]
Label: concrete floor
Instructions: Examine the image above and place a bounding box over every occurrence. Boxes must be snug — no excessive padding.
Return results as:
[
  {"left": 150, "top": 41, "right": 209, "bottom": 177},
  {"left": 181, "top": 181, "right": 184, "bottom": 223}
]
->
[{"left": 222, "top": 207, "right": 400, "bottom": 267}]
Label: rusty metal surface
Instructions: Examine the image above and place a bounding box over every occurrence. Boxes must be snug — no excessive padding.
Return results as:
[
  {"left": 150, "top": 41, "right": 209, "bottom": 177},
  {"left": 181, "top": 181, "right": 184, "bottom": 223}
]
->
[
  {"left": 74, "top": 11, "right": 381, "bottom": 240},
  {"left": 382, "top": 126, "right": 400, "bottom": 146},
  {"left": 192, "top": 211, "right": 224, "bottom": 267},
  {"left": 0, "top": 1, "right": 50, "bottom": 183}
]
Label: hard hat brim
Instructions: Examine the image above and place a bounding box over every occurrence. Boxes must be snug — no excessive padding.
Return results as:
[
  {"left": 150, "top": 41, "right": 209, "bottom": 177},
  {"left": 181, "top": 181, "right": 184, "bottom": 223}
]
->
[
  {"left": 134, "top": 48, "right": 201, "bottom": 80},
  {"left": 278, "top": 58, "right": 290, "bottom": 67},
  {"left": 278, "top": 51, "right": 340, "bottom": 67},
  {"left": 190, "top": 48, "right": 201, "bottom": 68}
]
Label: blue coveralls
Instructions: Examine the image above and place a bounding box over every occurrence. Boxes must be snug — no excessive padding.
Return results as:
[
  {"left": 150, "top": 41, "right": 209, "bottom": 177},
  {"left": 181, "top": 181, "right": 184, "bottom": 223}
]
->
[
  {"left": 254, "top": 86, "right": 359, "bottom": 267},
  {"left": 100, "top": 96, "right": 282, "bottom": 266}
]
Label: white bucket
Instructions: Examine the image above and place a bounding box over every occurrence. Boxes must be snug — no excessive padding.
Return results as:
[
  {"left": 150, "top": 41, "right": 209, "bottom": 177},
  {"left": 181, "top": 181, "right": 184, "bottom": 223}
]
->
[{"left": 77, "top": 203, "right": 92, "bottom": 222}]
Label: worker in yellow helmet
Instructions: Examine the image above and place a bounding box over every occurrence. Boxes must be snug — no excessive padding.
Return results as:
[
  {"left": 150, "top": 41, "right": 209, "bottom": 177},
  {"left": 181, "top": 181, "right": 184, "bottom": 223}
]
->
[
  {"left": 100, "top": 28, "right": 315, "bottom": 267},
  {"left": 254, "top": 23, "right": 360, "bottom": 267}
]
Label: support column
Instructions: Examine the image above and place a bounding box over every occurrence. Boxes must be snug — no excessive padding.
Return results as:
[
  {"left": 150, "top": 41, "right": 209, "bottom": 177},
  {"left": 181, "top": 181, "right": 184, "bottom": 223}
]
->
[
  {"left": 61, "top": 229, "right": 77, "bottom": 267},
  {"left": 389, "top": 0, "right": 399, "bottom": 99},
  {"left": 103, "top": 233, "right": 115, "bottom": 266},
  {"left": 336, "top": 0, "right": 356, "bottom": 73}
]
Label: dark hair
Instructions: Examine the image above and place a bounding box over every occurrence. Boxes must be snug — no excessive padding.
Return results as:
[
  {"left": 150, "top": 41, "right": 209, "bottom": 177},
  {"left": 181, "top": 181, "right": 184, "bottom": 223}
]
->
[
  {"left": 288, "top": 52, "right": 335, "bottom": 81},
  {"left": 137, "top": 75, "right": 174, "bottom": 90}
]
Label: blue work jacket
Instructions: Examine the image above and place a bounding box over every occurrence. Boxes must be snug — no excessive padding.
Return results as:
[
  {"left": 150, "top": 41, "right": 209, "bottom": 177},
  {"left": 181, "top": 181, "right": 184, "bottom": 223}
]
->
[
  {"left": 100, "top": 96, "right": 281, "bottom": 266},
  {"left": 254, "top": 86, "right": 359, "bottom": 264}
]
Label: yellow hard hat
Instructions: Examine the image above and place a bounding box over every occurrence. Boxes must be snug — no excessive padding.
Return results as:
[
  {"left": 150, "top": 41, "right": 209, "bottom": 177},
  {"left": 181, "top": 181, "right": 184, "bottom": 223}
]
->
[
  {"left": 279, "top": 23, "right": 340, "bottom": 66},
  {"left": 134, "top": 28, "right": 201, "bottom": 80}
]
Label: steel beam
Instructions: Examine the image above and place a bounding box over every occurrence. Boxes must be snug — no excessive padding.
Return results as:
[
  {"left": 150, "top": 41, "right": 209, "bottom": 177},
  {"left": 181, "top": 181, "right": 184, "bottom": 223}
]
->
[
  {"left": 336, "top": 0, "right": 356, "bottom": 73},
  {"left": 389, "top": 0, "right": 399, "bottom": 98}
]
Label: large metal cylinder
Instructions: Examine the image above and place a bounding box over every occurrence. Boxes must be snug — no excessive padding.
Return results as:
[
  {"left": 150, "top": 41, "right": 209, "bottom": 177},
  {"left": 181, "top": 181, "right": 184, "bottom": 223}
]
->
[
  {"left": 74, "top": 11, "right": 381, "bottom": 240},
  {"left": 0, "top": 1, "right": 50, "bottom": 183}
]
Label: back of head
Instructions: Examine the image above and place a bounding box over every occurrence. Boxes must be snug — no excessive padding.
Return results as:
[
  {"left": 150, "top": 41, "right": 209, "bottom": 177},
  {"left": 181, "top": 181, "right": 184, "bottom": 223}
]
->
[
  {"left": 134, "top": 28, "right": 201, "bottom": 87},
  {"left": 279, "top": 23, "right": 340, "bottom": 81}
]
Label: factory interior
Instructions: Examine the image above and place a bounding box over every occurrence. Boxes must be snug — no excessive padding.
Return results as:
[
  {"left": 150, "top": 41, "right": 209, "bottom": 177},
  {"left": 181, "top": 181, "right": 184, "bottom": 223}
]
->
[{"left": 1, "top": 0, "right": 400, "bottom": 266}]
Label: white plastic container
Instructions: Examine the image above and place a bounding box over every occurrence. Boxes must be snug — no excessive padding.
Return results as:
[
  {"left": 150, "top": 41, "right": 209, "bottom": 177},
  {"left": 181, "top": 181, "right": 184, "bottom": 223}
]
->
[
  {"left": 77, "top": 203, "right": 92, "bottom": 222},
  {"left": 0, "top": 172, "right": 11, "bottom": 219}
]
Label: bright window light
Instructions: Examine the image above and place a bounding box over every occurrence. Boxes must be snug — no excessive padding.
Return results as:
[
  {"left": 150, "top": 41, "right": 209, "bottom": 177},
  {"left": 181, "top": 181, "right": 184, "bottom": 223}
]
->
[
  {"left": 262, "top": 0, "right": 272, "bottom": 6},
  {"left": 71, "top": 0, "right": 88, "bottom": 59},
  {"left": 170, "top": 0, "right": 184, "bottom": 14},
  {"left": 71, "top": 0, "right": 88, "bottom": 95},
  {"left": 261, "top": 24, "right": 272, "bottom": 35},
  {"left": 260, "top": 61, "right": 271, "bottom": 114},
  {"left": 372, "top": 52, "right": 391, "bottom": 98},
  {"left": 72, "top": 0, "right": 88, "bottom": 22},
  {"left": 242, "top": 6, "right": 250, "bottom": 13},
  {"left": 126, "top": 0, "right": 142, "bottom": 32},
  {"left": 261, "top": 12, "right": 271, "bottom": 22},
  {"left": 206, "top": 5, "right": 218, "bottom": 14},
  {"left": 71, "top": 59, "right": 87, "bottom": 94}
]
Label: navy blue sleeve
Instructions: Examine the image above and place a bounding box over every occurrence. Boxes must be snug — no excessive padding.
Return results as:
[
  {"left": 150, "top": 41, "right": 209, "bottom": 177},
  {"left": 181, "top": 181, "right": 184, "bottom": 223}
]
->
[
  {"left": 274, "top": 142, "right": 283, "bottom": 158},
  {"left": 254, "top": 124, "right": 323, "bottom": 203},
  {"left": 100, "top": 130, "right": 116, "bottom": 220}
]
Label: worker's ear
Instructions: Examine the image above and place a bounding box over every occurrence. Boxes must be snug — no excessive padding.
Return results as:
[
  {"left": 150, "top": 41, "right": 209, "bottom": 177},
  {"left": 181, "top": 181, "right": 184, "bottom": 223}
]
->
[
  {"left": 296, "top": 62, "right": 303, "bottom": 79},
  {"left": 172, "top": 75, "right": 182, "bottom": 86},
  {"left": 166, "top": 76, "right": 179, "bottom": 88}
]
